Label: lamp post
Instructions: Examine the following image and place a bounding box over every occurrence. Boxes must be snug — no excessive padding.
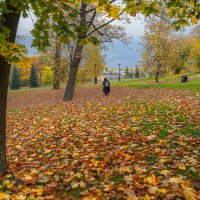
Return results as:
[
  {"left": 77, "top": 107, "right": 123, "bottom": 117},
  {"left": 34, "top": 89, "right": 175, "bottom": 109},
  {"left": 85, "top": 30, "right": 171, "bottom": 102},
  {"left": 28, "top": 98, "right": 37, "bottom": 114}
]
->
[{"left": 118, "top": 63, "right": 122, "bottom": 81}]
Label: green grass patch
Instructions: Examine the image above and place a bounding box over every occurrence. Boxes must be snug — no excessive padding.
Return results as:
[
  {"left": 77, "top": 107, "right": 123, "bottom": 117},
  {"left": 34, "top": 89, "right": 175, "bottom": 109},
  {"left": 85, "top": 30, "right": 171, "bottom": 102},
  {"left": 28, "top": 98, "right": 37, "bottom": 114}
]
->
[
  {"left": 159, "top": 130, "right": 169, "bottom": 139},
  {"left": 111, "top": 73, "right": 200, "bottom": 93},
  {"left": 113, "top": 174, "right": 124, "bottom": 184},
  {"left": 179, "top": 125, "right": 200, "bottom": 138},
  {"left": 67, "top": 188, "right": 85, "bottom": 199}
]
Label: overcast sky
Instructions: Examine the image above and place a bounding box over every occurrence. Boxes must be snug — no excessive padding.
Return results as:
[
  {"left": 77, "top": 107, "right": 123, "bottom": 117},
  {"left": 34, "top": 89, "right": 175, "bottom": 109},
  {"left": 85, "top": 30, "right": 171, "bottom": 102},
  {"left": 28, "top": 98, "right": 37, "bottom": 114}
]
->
[
  {"left": 17, "top": 13, "right": 196, "bottom": 69},
  {"left": 104, "top": 15, "right": 145, "bottom": 68}
]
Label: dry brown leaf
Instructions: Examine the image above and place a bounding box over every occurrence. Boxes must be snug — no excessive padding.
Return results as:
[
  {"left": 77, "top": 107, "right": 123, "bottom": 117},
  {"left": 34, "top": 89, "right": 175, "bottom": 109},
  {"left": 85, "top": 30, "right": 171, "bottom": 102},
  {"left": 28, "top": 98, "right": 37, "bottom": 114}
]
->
[
  {"left": 125, "top": 189, "right": 139, "bottom": 200},
  {"left": 46, "top": 182, "right": 58, "bottom": 188}
]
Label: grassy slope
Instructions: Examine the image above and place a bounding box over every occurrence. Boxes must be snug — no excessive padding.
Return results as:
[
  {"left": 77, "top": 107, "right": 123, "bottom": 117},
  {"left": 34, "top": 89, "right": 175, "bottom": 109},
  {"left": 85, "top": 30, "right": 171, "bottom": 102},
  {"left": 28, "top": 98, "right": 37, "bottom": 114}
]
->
[{"left": 111, "top": 73, "right": 200, "bottom": 93}]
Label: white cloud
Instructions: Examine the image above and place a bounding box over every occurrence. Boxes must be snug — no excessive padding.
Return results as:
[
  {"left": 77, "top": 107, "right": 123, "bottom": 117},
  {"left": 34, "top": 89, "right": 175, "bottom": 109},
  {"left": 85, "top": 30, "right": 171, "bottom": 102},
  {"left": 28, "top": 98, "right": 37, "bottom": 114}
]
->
[
  {"left": 17, "top": 13, "right": 35, "bottom": 36},
  {"left": 126, "top": 15, "right": 145, "bottom": 37},
  {"left": 105, "top": 15, "right": 145, "bottom": 67},
  {"left": 112, "top": 14, "right": 145, "bottom": 38}
]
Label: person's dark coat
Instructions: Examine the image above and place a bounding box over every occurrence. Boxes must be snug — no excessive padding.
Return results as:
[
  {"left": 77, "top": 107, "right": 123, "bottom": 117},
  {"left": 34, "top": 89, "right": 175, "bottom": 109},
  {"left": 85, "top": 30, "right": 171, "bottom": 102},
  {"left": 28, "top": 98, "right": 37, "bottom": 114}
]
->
[{"left": 103, "top": 78, "right": 110, "bottom": 94}]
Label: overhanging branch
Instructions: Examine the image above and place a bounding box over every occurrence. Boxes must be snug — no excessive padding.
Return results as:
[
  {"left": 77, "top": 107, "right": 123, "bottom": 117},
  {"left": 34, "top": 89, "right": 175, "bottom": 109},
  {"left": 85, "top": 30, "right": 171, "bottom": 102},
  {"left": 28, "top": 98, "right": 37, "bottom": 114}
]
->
[{"left": 87, "top": 11, "right": 123, "bottom": 37}]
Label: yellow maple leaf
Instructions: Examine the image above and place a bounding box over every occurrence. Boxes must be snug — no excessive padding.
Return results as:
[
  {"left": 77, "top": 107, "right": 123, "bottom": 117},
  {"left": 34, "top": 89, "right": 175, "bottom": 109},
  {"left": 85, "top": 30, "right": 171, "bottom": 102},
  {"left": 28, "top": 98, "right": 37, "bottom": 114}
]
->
[
  {"left": 144, "top": 174, "right": 157, "bottom": 185},
  {"left": 192, "top": 17, "right": 198, "bottom": 25},
  {"left": 71, "top": 182, "right": 79, "bottom": 189},
  {"left": 119, "top": 166, "right": 132, "bottom": 173},
  {"left": 6, "top": 183, "right": 13, "bottom": 189},
  {"left": 131, "top": 127, "right": 139, "bottom": 131},
  {"left": 160, "top": 158, "right": 167, "bottom": 163},
  {"left": 97, "top": 168, "right": 100, "bottom": 176},
  {"left": 179, "top": 165, "right": 186, "bottom": 170},
  {"left": 34, "top": 188, "right": 43, "bottom": 196},
  {"left": 94, "top": 161, "right": 99, "bottom": 167},
  {"left": 23, "top": 174, "right": 32, "bottom": 180},
  {"left": 124, "top": 154, "right": 132, "bottom": 160},
  {"left": 75, "top": 173, "right": 82, "bottom": 178},
  {"left": 158, "top": 188, "right": 167, "bottom": 194},
  {"left": 117, "top": 186, "right": 125, "bottom": 191},
  {"left": 125, "top": 166, "right": 132, "bottom": 173},
  {"left": 0, "top": 193, "right": 5, "bottom": 199},
  {"left": 160, "top": 170, "right": 170, "bottom": 176},
  {"left": 46, "top": 171, "right": 54, "bottom": 175},
  {"left": 79, "top": 181, "right": 86, "bottom": 188},
  {"left": 0, "top": 192, "right": 10, "bottom": 199},
  {"left": 144, "top": 194, "right": 153, "bottom": 200},
  {"left": 183, "top": 187, "right": 198, "bottom": 200},
  {"left": 178, "top": 141, "right": 186, "bottom": 146},
  {"left": 132, "top": 117, "right": 136, "bottom": 122},
  {"left": 22, "top": 187, "right": 30, "bottom": 194},
  {"left": 12, "top": 195, "right": 26, "bottom": 200},
  {"left": 169, "top": 177, "right": 183, "bottom": 185}
]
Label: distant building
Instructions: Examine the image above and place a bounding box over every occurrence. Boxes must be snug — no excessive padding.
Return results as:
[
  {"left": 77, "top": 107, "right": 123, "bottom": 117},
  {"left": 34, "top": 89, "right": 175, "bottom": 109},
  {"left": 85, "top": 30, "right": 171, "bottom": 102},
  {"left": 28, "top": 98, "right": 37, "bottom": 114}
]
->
[{"left": 102, "top": 70, "right": 125, "bottom": 80}]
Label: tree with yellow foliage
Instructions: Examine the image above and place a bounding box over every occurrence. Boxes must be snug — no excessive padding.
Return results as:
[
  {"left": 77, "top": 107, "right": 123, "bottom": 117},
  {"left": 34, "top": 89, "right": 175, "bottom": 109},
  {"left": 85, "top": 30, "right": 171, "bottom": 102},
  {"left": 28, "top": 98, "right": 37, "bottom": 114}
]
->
[
  {"left": 141, "top": 10, "right": 174, "bottom": 82},
  {"left": 189, "top": 25, "right": 200, "bottom": 71},
  {"left": 77, "top": 43, "right": 105, "bottom": 83}
]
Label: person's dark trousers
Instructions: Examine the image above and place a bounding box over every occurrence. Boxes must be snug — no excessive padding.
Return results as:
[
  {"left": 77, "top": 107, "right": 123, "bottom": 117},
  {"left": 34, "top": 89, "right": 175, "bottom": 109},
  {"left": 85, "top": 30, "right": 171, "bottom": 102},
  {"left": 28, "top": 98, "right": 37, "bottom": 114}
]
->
[{"left": 104, "top": 87, "right": 109, "bottom": 95}]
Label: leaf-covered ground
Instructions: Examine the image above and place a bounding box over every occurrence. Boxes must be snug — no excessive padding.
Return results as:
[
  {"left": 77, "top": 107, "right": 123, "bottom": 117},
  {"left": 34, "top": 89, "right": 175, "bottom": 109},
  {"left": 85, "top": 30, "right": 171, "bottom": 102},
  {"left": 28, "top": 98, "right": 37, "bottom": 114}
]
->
[{"left": 1, "top": 86, "right": 200, "bottom": 199}]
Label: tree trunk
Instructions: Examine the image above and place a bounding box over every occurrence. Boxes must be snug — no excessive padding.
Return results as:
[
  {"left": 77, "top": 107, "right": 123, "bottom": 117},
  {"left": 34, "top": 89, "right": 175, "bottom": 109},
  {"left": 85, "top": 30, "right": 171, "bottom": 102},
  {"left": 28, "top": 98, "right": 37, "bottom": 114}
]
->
[
  {"left": 81, "top": 69, "right": 85, "bottom": 84},
  {"left": 53, "top": 37, "right": 61, "bottom": 89},
  {"left": 63, "top": 62, "right": 80, "bottom": 101},
  {"left": 0, "top": 1, "right": 21, "bottom": 176},
  {"left": 175, "top": 67, "right": 181, "bottom": 74},
  {"left": 0, "top": 59, "right": 10, "bottom": 176},
  {"left": 63, "top": 37, "right": 83, "bottom": 101},
  {"left": 63, "top": 2, "right": 87, "bottom": 101},
  {"left": 155, "top": 70, "right": 160, "bottom": 83}
]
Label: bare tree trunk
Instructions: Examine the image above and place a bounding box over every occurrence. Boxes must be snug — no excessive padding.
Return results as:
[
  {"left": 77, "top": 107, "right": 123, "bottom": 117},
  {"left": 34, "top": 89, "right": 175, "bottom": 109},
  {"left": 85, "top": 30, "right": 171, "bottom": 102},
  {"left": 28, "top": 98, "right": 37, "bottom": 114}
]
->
[
  {"left": 63, "top": 62, "right": 80, "bottom": 100},
  {"left": 0, "top": 58, "right": 10, "bottom": 176},
  {"left": 155, "top": 70, "right": 160, "bottom": 83},
  {"left": 175, "top": 67, "right": 181, "bottom": 74},
  {"left": 53, "top": 37, "right": 61, "bottom": 89},
  {"left": 63, "top": 2, "right": 87, "bottom": 101},
  {"left": 81, "top": 69, "right": 85, "bottom": 84},
  {"left": 63, "top": 37, "right": 83, "bottom": 101},
  {"left": 0, "top": 1, "right": 21, "bottom": 176}
]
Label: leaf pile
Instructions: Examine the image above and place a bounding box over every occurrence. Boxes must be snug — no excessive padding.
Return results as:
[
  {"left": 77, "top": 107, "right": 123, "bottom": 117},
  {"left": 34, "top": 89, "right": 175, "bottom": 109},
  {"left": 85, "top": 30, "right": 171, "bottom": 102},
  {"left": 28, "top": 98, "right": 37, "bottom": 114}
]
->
[{"left": 1, "top": 86, "right": 200, "bottom": 199}]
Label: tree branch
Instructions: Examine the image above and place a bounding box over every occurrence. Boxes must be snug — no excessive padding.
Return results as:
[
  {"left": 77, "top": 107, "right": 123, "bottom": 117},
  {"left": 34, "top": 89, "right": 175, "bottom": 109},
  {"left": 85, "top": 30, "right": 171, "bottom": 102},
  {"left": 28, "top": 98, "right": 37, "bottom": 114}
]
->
[{"left": 87, "top": 11, "right": 123, "bottom": 37}]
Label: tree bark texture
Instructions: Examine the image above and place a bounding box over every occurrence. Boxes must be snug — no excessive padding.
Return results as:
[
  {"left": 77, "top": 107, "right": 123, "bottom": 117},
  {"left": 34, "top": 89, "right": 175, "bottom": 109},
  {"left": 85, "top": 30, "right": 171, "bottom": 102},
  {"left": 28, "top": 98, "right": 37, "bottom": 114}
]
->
[
  {"left": 0, "top": 1, "right": 21, "bottom": 176},
  {"left": 155, "top": 70, "right": 160, "bottom": 83},
  {"left": 53, "top": 37, "right": 61, "bottom": 89},
  {"left": 175, "top": 67, "right": 181, "bottom": 74},
  {"left": 63, "top": 3, "right": 87, "bottom": 101},
  {"left": 63, "top": 37, "right": 84, "bottom": 101},
  {"left": 0, "top": 59, "right": 10, "bottom": 176}
]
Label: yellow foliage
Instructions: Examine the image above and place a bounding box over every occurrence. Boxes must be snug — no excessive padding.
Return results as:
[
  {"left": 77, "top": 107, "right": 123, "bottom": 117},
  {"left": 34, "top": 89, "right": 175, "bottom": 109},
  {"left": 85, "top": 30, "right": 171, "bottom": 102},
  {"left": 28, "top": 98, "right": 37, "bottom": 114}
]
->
[
  {"left": 144, "top": 174, "right": 158, "bottom": 186},
  {"left": 182, "top": 187, "right": 198, "bottom": 200},
  {"left": 191, "top": 17, "right": 198, "bottom": 24}
]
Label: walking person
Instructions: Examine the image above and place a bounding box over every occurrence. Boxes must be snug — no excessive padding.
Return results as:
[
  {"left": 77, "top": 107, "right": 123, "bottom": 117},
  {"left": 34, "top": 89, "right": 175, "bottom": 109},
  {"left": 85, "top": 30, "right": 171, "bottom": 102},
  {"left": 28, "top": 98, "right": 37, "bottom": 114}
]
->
[{"left": 103, "top": 78, "right": 110, "bottom": 95}]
